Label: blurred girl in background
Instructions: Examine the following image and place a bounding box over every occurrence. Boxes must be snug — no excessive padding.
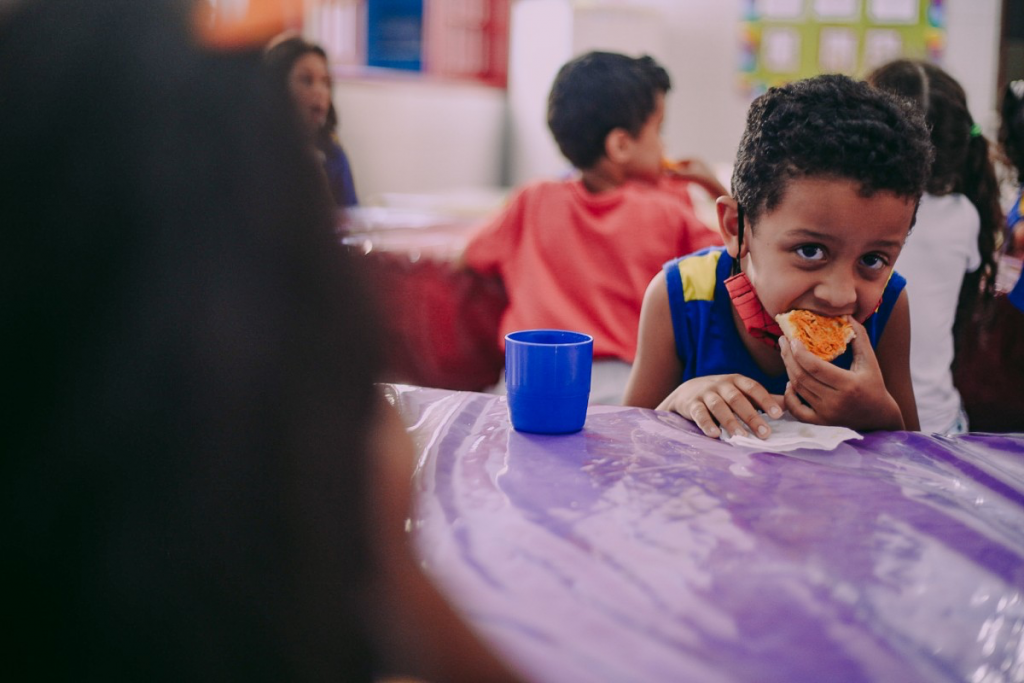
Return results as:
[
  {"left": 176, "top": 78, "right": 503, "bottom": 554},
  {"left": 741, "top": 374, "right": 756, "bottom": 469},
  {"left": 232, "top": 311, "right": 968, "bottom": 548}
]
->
[
  {"left": 951, "top": 79, "right": 1024, "bottom": 433},
  {"left": 1000, "top": 79, "right": 1024, "bottom": 255},
  {"left": 266, "top": 34, "right": 359, "bottom": 207},
  {"left": 867, "top": 59, "right": 1003, "bottom": 434}
]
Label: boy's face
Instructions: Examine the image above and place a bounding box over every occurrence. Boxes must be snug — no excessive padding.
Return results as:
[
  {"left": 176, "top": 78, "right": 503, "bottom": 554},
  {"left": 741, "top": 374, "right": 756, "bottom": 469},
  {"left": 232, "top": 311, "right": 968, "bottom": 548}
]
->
[
  {"left": 740, "top": 177, "right": 915, "bottom": 324},
  {"left": 621, "top": 92, "right": 666, "bottom": 183}
]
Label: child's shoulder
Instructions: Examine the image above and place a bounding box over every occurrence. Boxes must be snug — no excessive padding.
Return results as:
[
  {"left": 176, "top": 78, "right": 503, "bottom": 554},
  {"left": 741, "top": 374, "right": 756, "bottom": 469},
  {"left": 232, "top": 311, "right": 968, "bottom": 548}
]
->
[
  {"left": 504, "top": 177, "right": 582, "bottom": 205},
  {"left": 667, "top": 245, "right": 727, "bottom": 271},
  {"left": 664, "top": 247, "right": 728, "bottom": 303}
]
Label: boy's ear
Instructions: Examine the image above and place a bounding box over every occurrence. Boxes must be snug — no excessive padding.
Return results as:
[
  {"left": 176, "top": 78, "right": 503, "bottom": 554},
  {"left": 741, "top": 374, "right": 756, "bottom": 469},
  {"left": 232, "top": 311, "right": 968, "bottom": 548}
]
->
[
  {"left": 716, "top": 196, "right": 744, "bottom": 258},
  {"left": 604, "top": 128, "right": 633, "bottom": 165}
]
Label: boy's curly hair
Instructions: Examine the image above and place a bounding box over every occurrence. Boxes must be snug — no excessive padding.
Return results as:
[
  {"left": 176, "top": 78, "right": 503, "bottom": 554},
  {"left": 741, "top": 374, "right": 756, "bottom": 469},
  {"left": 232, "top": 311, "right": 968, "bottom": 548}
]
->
[
  {"left": 547, "top": 51, "right": 670, "bottom": 170},
  {"left": 732, "top": 74, "right": 933, "bottom": 225}
]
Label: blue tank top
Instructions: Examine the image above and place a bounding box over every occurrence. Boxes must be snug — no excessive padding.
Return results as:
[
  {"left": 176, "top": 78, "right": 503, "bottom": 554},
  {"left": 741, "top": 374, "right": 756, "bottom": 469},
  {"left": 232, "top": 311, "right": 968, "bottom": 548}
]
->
[
  {"left": 664, "top": 247, "right": 906, "bottom": 395},
  {"left": 1008, "top": 185, "right": 1023, "bottom": 236}
]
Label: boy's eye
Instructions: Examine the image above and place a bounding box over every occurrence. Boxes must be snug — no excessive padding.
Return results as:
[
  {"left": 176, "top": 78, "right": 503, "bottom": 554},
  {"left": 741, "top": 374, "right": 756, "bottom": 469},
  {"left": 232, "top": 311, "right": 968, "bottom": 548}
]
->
[
  {"left": 861, "top": 253, "right": 888, "bottom": 270},
  {"left": 795, "top": 244, "right": 825, "bottom": 261}
]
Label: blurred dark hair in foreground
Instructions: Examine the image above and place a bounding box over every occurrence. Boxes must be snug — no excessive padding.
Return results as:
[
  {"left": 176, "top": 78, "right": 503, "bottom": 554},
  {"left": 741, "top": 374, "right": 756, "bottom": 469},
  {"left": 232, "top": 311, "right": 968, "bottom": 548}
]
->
[{"left": 1, "top": 0, "right": 384, "bottom": 678}]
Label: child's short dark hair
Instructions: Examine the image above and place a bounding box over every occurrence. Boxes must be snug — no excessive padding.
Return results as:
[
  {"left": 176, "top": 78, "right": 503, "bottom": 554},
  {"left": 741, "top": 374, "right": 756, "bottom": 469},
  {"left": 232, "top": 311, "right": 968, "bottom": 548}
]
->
[
  {"left": 731, "top": 74, "right": 933, "bottom": 225},
  {"left": 547, "top": 51, "right": 670, "bottom": 170}
]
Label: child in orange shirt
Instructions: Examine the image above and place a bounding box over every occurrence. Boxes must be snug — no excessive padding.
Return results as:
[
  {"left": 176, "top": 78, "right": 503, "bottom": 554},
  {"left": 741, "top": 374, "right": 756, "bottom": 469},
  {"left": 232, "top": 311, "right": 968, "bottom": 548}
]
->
[{"left": 463, "top": 51, "right": 725, "bottom": 405}]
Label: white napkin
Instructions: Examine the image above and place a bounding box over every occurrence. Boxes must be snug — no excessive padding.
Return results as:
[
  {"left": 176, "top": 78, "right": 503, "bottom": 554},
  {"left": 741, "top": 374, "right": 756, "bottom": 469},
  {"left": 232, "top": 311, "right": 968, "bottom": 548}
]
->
[{"left": 721, "top": 413, "right": 862, "bottom": 452}]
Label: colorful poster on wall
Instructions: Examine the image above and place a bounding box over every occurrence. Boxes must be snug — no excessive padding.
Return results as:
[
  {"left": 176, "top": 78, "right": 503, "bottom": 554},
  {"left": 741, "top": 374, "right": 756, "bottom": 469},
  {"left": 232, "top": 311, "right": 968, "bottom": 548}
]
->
[{"left": 738, "top": 0, "right": 944, "bottom": 96}]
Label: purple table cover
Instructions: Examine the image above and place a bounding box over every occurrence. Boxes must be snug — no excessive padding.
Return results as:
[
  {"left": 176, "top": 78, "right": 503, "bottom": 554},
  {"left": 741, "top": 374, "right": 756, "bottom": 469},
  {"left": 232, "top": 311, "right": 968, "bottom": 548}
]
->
[{"left": 385, "top": 384, "right": 1024, "bottom": 683}]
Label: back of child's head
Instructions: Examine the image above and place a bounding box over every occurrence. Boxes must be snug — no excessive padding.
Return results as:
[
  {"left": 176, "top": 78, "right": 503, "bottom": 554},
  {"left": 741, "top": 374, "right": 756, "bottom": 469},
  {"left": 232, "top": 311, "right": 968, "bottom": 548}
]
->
[
  {"left": 868, "top": 59, "right": 1002, "bottom": 300},
  {"left": 547, "top": 51, "right": 670, "bottom": 170},
  {"left": 1001, "top": 79, "right": 1024, "bottom": 183},
  {"left": 731, "top": 73, "right": 932, "bottom": 226}
]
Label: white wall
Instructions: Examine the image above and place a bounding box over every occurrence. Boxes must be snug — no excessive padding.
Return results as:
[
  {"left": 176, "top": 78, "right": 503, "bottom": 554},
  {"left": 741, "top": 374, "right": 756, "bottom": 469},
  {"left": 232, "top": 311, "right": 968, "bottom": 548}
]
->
[
  {"left": 332, "top": 0, "right": 1005, "bottom": 197},
  {"left": 506, "top": 0, "right": 574, "bottom": 185},
  {"left": 636, "top": 0, "right": 751, "bottom": 180},
  {"left": 944, "top": 0, "right": 1003, "bottom": 133},
  {"left": 332, "top": 75, "right": 506, "bottom": 202}
]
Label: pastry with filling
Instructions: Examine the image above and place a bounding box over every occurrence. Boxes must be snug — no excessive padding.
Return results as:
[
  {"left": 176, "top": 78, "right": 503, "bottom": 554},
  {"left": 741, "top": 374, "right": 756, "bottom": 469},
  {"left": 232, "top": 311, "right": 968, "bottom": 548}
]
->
[{"left": 775, "top": 310, "right": 855, "bottom": 361}]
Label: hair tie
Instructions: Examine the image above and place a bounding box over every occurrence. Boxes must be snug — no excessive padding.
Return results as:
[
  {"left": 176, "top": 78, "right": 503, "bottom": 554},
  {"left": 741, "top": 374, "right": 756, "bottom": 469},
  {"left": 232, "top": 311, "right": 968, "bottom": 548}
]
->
[{"left": 970, "top": 123, "right": 982, "bottom": 138}]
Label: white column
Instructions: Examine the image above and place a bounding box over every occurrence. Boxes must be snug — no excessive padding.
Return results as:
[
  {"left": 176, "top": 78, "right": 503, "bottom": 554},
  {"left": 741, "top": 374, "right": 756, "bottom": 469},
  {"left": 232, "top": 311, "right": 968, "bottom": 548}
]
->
[{"left": 506, "top": 0, "right": 574, "bottom": 185}]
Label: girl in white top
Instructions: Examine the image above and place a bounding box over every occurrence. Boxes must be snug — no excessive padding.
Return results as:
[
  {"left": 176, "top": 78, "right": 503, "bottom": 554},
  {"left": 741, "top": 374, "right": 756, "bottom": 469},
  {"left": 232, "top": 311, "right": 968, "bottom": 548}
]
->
[{"left": 868, "top": 60, "right": 1003, "bottom": 434}]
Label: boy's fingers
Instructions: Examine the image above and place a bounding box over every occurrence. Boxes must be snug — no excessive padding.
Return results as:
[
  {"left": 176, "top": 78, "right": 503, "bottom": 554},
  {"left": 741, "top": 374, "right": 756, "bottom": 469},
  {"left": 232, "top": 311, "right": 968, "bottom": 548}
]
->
[
  {"left": 779, "top": 336, "right": 813, "bottom": 377},
  {"left": 846, "top": 317, "right": 875, "bottom": 373},
  {"left": 688, "top": 402, "right": 721, "bottom": 438},
  {"left": 781, "top": 337, "right": 838, "bottom": 394},
  {"left": 782, "top": 347, "right": 825, "bottom": 402},
  {"left": 736, "top": 377, "right": 784, "bottom": 419},
  {"left": 722, "top": 388, "right": 771, "bottom": 438},
  {"left": 704, "top": 393, "right": 747, "bottom": 438},
  {"left": 747, "top": 413, "right": 773, "bottom": 439},
  {"left": 784, "top": 382, "right": 822, "bottom": 424}
]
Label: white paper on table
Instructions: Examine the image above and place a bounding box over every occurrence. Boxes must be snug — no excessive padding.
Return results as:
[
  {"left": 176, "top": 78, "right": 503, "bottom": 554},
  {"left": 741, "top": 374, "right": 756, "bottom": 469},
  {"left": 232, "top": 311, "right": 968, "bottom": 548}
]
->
[{"left": 721, "top": 413, "right": 863, "bottom": 452}]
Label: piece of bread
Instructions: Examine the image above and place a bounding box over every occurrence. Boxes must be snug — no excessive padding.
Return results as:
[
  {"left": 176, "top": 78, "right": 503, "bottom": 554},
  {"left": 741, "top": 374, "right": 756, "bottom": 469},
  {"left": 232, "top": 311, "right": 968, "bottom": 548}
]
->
[
  {"left": 661, "top": 157, "right": 681, "bottom": 172},
  {"left": 775, "top": 310, "right": 855, "bottom": 361}
]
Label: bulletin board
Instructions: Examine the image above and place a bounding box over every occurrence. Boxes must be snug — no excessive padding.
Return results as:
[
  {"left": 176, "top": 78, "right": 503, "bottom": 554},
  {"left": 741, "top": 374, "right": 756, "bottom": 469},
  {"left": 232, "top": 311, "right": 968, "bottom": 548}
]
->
[{"left": 738, "top": 0, "right": 946, "bottom": 96}]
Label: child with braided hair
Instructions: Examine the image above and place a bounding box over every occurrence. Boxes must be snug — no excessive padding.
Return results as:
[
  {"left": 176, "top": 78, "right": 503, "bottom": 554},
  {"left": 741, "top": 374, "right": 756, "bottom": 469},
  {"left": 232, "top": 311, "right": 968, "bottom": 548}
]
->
[{"left": 867, "top": 59, "right": 1005, "bottom": 434}]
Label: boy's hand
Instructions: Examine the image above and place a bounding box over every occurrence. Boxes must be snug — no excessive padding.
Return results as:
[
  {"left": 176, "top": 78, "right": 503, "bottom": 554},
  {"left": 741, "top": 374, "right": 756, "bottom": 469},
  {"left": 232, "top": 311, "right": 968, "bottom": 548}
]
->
[
  {"left": 664, "top": 158, "right": 729, "bottom": 198},
  {"left": 658, "top": 375, "right": 785, "bottom": 439},
  {"left": 779, "top": 317, "right": 904, "bottom": 431}
]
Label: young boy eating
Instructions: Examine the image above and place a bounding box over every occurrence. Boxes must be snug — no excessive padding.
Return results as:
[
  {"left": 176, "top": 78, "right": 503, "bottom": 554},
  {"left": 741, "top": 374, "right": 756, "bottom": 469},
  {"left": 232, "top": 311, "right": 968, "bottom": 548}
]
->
[{"left": 623, "top": 74, "right": 934, "bottom": 438}]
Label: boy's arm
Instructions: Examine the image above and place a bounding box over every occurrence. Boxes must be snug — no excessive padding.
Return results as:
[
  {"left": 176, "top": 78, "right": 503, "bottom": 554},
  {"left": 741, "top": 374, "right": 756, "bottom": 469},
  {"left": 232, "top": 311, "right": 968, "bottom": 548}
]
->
[
  {"left": 456, "top": 189, "right": 526, "bottom": 273},
  {"left": 779, "top": 291, "right": 919, "bottom": 431},
  {"left": 456, "top": 218, "right": 501, "bottom": 272},
  {"left": 665, "top": 158, "right": 729, "bottom": 199},
  {"left": 622, "top": 271, "right": 683, "bottom": 408},
  {"left": 625, "top": 271, "right": 784, "bottom": 439},
  {"left": 871, "top": 291, "right": 920, "bottom": 430}
]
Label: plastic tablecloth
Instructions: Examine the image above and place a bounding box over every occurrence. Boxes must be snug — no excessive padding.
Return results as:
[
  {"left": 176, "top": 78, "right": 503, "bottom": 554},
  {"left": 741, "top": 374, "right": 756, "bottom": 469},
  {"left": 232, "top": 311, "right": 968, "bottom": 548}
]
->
[{"left": 385, "top": 384, "right": 1024, "bottom": 683}]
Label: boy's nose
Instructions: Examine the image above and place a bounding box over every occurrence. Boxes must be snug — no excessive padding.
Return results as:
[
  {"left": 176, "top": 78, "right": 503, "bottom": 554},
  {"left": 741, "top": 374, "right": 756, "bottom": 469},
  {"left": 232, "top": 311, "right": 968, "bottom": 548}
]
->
[{"left": 814, "top": 271, "right": 858, "bottom": 312}]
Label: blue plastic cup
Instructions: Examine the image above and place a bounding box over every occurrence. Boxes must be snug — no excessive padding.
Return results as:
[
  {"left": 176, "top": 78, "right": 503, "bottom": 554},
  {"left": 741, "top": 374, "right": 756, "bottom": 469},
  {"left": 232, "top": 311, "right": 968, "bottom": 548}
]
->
[{"left": 504, "top": 329, "right": 593, "bottom": 434}]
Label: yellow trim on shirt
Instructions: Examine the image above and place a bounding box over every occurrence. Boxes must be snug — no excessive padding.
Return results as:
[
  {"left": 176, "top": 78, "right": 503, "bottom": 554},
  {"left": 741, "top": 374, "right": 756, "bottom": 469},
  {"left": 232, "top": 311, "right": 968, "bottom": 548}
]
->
[{"left": 678, "top": 251, "right": 721, "bottom": 302}]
